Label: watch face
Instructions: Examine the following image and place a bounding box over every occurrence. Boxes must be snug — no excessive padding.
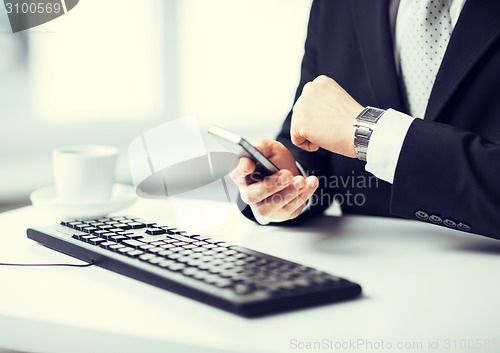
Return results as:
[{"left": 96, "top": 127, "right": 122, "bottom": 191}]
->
[{"left": 362, "top": 108, "right": 384, "bottom": 123}]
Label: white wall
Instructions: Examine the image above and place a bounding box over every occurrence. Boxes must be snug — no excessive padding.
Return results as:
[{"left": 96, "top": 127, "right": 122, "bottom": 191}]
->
[
  {"left": 0, "top": 0, "right": 313, "bottom": 203},
  {"left": 177, "top": 0, "right": 312, "bottom": 142}
]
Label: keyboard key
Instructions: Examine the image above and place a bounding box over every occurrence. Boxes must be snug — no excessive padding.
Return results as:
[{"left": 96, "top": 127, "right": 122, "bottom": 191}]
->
[
  {"left": 172, "top": 241, "right": 187, "bottom": 247},
  {"left": 99, "top": 241, "right": 116, "bottom": 249},
  {"left": 168, "top": 235, "right": 194, "bottom": 243},
  {"left": 157, "top": 259, "right": 175, "bottom": 268},
  {"left": 193, "top": 241, "right": 208, "bottom": 246},
  {"left": 110, "top": 235, "right": 128, "bottom": 242},
  {"left": 170, "top": 247, "right": 185, "bottom": 253},
  {"left": 81, "top": 235, "right": 97, "bottom": 242},
  {"left": 192, "top": 271, "right": 209, "bottom": 281},
  {"left": 148, "top": 257, "right": 163, "bottom": 265},
  {"left": 89, "top": 222, "right": 105, "bottom": 227},
  {"left": 150, "top": 240, "right": 166, "bottom": 246},
  {"left": 197, "top": 262, "right": 211, "bottom": 271},
  {"left": 202, "top": 244, "right": 217, "bottom": 249},
  {"left": 117, "top": 224, "right": 132, "bottom": 230},
  {"left": 212, "top": 247, "right": 228, "bottom": 253},
  {"left": 214, "top": 278, "right": 233, "bottom": 288},
  {"left": 190, "top": 236, "right": 211, "bottom": 241},
  {"left": 168, "top": 263, "right": 186, "bottom": 272},
  {"left": 108, "top": 244, "right": 126, "bottom": 252},
  {"left": 100, "top": 232, "right": 118, "bottom": 240},
  {"left": 158, "top": 250, "right": 174, "bottom": 257},
  {"left": 138, "top": 236, "right": 166, "bottom": 244},
  {"left": 182, "top": 268, "right": 198, "bottom": 277},
  {"left": 89, "top": 238, "right": 106, "bottom": 245},
  {"left": 145, "top": 228, "right": 166, "bottom": 235},
  {"left": 177, "top": 256, "right": 191, "bottom": 264},
  {"left": 159, "top": 226, "right": 177, "bottom": 232},
  {"left": 148, "top": 247, "right": 164, "bottom": 254},
  {"left": 139, "top": 244, "right": 155, "bottom": 250},
  {"left": 138, "top": 253, "right": 156, "bottom": 262},
  {"left": 73, "top": 224, "right": 88, "bottom": 231},
  {"left": 187, "top": 259, "right": 202, "bottom": 267},
  {"left": 127, "top": 250, "right": 145, "bottom": 258},
  {"left": 126, "top": 222, "right": 146, "bottom": 229},
  {"left": 162, "top": 239, "right": 179, "bottom": 244},
  {"left": 191, "top": 247, "right": 206, "bottom": 253},
  {"left": 122, "top": 239, "right": 145, "bottom": 248},
  {"left": 118, "top": 247, "right": 135, "bottom": 254},
  {"left": 234, "top": 284, "right": 253, "bottom": 295}
]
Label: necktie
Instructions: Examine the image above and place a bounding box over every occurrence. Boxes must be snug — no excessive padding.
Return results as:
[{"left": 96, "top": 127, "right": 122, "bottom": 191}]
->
[{"left": 398, "top": 0, "right": 453, "bottom": 118}]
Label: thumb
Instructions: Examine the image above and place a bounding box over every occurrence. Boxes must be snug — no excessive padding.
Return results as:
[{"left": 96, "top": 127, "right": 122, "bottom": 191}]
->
[{"left": 291, "top": 131, "right": 319, "bottom": 152}]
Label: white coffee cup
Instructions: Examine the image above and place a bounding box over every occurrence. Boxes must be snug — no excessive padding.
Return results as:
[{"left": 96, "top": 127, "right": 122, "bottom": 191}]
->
[{"left": 53, "top": 145, "right": 118, "bottom": 203}]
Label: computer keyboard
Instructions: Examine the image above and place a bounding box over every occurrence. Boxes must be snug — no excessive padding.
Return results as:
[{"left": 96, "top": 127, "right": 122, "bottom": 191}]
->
[{"left": 27, "top": 216, "right": 362, "bottom": 317}]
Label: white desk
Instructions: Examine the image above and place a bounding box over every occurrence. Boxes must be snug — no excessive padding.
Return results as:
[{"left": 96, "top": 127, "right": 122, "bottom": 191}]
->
[{"left": 1, "top": 199, "right": 500, "bottom": 353}]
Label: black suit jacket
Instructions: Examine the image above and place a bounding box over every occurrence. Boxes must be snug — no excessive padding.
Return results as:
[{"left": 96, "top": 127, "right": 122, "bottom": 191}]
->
[{"left": 243, "top": 0, "right": 500, "bottom": 240}]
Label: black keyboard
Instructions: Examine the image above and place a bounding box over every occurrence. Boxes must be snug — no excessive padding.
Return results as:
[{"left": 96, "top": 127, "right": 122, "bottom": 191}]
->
[{"left": 27, "top": 216, "right": 362, "bottom": 317}]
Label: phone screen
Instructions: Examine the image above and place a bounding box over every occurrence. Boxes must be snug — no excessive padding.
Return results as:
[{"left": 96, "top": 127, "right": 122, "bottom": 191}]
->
[{"left": 208, "top": 126, "right": 280, "bottom": 181}]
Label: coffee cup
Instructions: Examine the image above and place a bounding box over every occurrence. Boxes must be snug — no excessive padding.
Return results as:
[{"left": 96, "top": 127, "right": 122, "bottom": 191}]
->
[{"left": 53, "top": 145, "right": 118, "bottom": 203}]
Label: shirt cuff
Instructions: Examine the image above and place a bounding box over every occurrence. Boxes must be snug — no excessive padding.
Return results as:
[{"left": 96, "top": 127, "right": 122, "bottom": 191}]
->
[
  {"left": 365, "top": 108, "right": 415, "bottom": 184},
  {"left": 253, "top": 161, "right": 311, "bottom": 225}
]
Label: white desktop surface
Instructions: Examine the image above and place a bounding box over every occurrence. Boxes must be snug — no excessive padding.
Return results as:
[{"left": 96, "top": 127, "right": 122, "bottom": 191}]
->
[{"left": 1, "top": 199, "right": 500, "bottom": 353}]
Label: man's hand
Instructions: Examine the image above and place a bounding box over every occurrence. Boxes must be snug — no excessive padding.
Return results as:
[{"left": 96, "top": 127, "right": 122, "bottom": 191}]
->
[
  {"left": 229, "top": 139, "right": 318, "bottom": 222},
  {"left": 291, "top": 75, "right": 364, "bottom": 157}
]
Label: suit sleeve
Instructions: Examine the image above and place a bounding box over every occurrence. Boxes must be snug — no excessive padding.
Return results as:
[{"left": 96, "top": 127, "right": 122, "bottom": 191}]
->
[{"left": 391, "top": 118, "right": 500, "bottom": 239}]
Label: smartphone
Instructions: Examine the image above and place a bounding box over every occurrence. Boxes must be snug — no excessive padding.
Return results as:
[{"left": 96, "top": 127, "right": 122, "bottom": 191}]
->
[{"left": 208, "top": 125, "right": 280, "bottom": 180}]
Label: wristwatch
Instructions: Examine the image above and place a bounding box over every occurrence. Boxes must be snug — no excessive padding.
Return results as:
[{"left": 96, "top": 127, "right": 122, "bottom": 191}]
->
[{"left": 353, "top": 106, "right": 386, "bottom": 161}]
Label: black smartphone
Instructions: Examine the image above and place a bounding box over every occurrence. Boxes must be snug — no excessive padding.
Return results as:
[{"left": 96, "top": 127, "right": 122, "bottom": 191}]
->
[{"left": 208, "top": 125, "right": 280, "bottom": 181}]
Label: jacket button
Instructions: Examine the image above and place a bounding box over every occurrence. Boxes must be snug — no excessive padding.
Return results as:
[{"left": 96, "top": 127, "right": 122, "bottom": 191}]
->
[
  {"left": 443, "top": 219, "right": 457, "bottom": 228},
  {"left": 429, "top": 214, "right": 442, "bottom": 224},
  {"left": 457, "top": 222, "right": 471, "bottom": 231},
  {"left": 415, "top": 210, "right": 429, "bottom": 220}
]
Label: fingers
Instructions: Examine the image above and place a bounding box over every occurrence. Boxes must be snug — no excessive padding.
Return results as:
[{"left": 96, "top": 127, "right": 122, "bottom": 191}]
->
[
  {"left": 229, "top": 157, "right": 255, "bottom": 186},
  {"left": 290, "top": 91, "right": 320, "bottom": 152},
  {"left": 244, "top": 170, "right": 294, "bottom": 204},
  {"left": 253, "top": 175, "right": 319, "bottom": 220},
  {"left": 290, "top": 133, "right": 320, "bottom": 152},
  {"left": 228, "top": 139, "right": 315, "bottom": 221}
]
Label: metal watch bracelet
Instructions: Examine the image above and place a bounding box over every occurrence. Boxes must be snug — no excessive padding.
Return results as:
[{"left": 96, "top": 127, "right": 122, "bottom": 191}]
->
[{"left": 353, "top": 106, "right": 386, "bottom": 161}]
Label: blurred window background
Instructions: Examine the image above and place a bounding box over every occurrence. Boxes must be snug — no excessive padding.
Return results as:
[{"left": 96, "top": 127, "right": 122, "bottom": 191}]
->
[{"left": 0, "top": 0, "right": 311, "bottom": 211}]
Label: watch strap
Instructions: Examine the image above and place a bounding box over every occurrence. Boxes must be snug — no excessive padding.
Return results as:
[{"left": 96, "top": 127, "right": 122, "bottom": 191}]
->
[{"left": 353, "top": 106, "right": 386, "bottom": 161}]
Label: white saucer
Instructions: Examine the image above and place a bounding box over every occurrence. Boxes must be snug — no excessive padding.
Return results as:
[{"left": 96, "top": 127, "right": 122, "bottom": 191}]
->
[{"left": 30, "top": 183, "right": 137, "bottom": 219}]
